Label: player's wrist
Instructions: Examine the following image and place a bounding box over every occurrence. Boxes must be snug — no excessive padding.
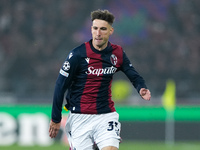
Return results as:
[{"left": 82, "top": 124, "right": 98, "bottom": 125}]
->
[{"left": 51, "top": 119, "right": 61, "bottom": 124}]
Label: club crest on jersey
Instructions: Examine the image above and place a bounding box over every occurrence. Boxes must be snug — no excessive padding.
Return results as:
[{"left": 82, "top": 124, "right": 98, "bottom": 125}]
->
[
  {"left": 110, "top": 54, "right": 117, "bottom": 65},
  {"left": 63, "top": 61, "right": 70, "bottom": 71}
]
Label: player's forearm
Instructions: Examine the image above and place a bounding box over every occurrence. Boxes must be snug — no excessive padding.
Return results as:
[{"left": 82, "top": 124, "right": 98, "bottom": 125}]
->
[
  {"left": 124, "top": 69, "right": 147, "bottom": 93},
  {"left": 51, "top": 89, "right": 64, "bottom": 123},
  {"left": 133, "top": 77, "right": 147, "bottom": 93},
  {"left": 51, "top": 76, "right": 68, "bottom": 123}
]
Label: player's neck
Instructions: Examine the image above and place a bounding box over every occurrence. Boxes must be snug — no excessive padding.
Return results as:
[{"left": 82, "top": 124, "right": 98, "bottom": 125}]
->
[{"left": 92, "top": 41, "right": 108, "bottom": 51}]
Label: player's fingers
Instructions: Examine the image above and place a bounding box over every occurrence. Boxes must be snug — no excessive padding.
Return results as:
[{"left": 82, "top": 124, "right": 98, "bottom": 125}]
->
[
  {"left": 49, "top": 127, "right": 56, "bottom": 138},
  {"left": 140, "top": 88, "right": 145, "bottom": 96},
  {"left": 141, "top": 89, "right": 147, "bottom": 96},
  {"left": 141, "top": 89, "right": 151, "bottom": 101},
  {"left": 50, "top": 128, "right": 59, "bottom": 138},
  {"left": 148, "top": 90, "right": 151, "bottom": 98},
  {"left": 49, "top": 121, "right": 61, "bottom": 138},
  {"left": 142, "top": 90, "right": 146, "bottom": 96},
  {"left": 146, "top": 90, "right": 151, "bottom": 100},
  {"left": 49, "top": 127, "right": 53, "bottom": 138}
]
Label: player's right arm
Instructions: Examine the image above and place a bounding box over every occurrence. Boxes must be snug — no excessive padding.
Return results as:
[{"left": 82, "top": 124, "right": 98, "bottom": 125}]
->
[
  {"left": 51, "top": 50, "right": 79, "bottom": 123},
  {"left": 49, "top": 50, "right": 79, "bottom": 138}
]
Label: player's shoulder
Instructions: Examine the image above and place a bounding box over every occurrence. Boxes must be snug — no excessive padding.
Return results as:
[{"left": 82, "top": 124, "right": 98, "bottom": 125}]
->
[
  {"left": 110, "top": 42, "right": 124, "bottom": 58},
  {"left": 71, "top": 43, "right": 85, "bottom": 53},
  {"left": 69, "top": 43, "right": 86, "bottom": 58},
  {"left": 110, "top": 43, "right": 123, "bottom": 50}
]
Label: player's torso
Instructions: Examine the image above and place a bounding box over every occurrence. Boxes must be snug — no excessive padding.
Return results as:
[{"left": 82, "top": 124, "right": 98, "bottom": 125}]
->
[{"left": 69, "top": 41, "right": 123, "bottom": 114}]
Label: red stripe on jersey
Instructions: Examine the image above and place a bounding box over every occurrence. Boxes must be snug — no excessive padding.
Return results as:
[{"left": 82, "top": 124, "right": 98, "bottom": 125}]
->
[
  {"left": 111, "top": 43, "right": 123, "bottom": 68},
  {"left": 80, "top": 42, "right": 103, "bottom": 114}
]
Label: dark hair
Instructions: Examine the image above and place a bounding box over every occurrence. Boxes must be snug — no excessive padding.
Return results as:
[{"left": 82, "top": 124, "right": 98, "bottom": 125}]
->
[{"left": 91, "top": 9, "right": 115, "bottom": 25}]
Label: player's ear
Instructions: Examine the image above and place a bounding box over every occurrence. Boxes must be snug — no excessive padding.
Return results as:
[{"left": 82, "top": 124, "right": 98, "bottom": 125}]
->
[{"left": 110, "top": 27, "right": 114, "bottom": 35}]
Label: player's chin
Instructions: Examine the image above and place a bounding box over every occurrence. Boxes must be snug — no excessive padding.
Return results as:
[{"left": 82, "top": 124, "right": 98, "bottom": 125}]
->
[{"left": 95, "top": 41, "right": 103, "bottom": 46}]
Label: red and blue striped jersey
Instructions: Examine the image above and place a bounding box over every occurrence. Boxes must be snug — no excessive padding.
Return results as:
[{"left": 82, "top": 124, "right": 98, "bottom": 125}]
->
[{"left": 51, "top": 40, "right": 147, "bottom": 123}]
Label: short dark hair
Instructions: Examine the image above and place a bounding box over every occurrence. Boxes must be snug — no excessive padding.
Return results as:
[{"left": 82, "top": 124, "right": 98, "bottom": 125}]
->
[{"left": 91, "top": 9, "right": 115, "bottom": 25}]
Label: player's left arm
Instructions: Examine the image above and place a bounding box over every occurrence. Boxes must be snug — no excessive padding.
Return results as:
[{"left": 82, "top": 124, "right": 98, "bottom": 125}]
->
[{"left": 121, "top": 51, "right": 151, "bottom": 101}]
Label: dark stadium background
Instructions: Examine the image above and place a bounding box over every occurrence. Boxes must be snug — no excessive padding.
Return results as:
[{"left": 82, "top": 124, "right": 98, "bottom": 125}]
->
[{"left": 0, "top": 0, "right": 200, "bottom": 149}]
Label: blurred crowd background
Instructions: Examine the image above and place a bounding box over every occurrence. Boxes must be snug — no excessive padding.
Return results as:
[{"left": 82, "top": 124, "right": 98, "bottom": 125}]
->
[{"left": 0, "top": 0, "right": 199, "bottom": 104}]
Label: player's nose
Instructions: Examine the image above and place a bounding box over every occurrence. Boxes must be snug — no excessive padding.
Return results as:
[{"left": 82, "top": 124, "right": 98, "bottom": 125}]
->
[{"left": 96, "top": 29, "right": 101, "bottom": 36}]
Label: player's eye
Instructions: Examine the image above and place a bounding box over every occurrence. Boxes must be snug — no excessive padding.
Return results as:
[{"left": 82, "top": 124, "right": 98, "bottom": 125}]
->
[
  {"left": 101, "top": 27, "right": 107, "bottom": 30},
  {"left": 93, "top": 26, "right": 98, "bottom": 30}
]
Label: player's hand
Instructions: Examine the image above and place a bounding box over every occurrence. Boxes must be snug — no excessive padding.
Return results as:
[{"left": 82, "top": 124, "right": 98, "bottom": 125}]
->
[
  {"left": 49, "top": 120, "right": 61, "bottom": 138},
  {"left": 140, "top": 88, "right": 151, "bottom": 101}
]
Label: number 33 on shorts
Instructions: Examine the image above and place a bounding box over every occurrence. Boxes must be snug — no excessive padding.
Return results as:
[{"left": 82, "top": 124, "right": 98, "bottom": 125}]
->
[{"left": 107, "top": 121, "right": 120, "bottom": 136}]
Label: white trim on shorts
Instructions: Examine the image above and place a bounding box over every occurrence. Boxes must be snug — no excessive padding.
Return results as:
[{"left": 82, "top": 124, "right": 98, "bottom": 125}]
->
[{"left": 98, "top": 138, "right": 119, "bottom": 150}]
